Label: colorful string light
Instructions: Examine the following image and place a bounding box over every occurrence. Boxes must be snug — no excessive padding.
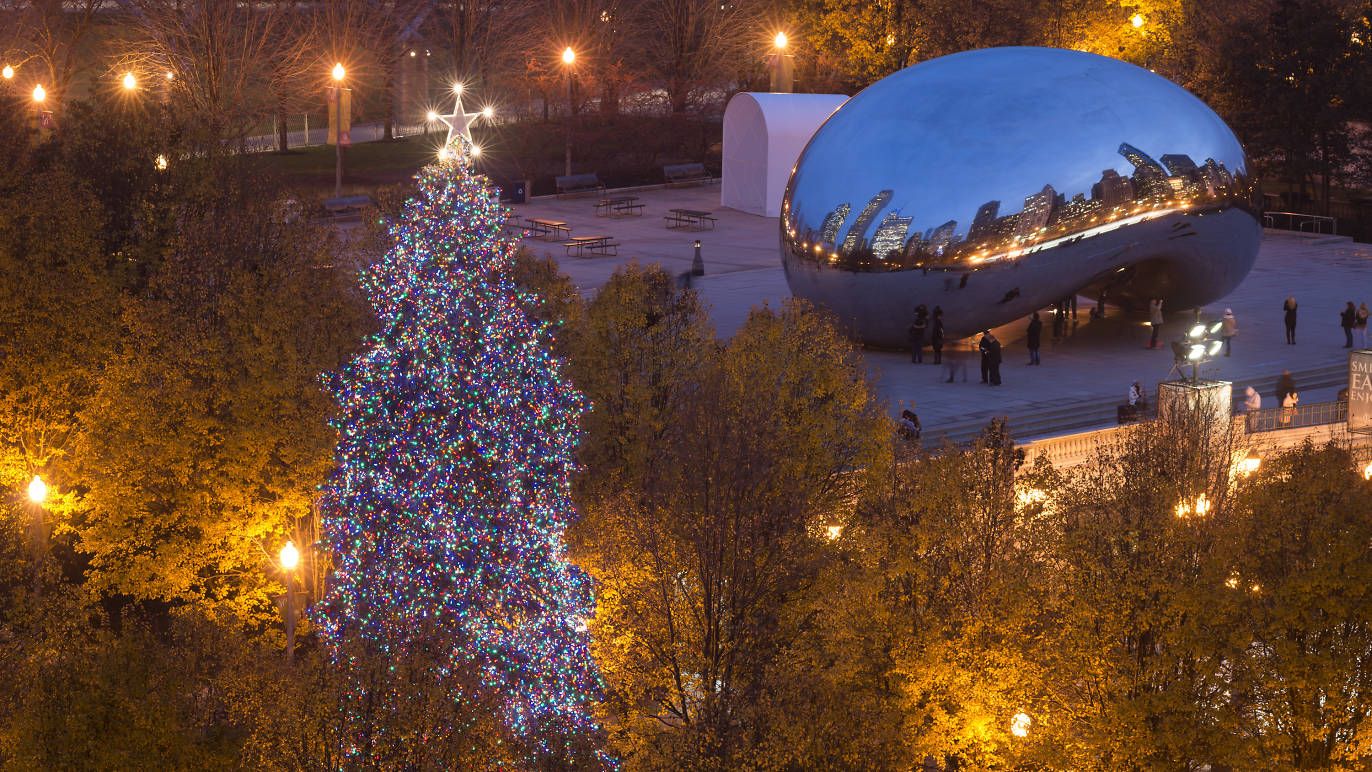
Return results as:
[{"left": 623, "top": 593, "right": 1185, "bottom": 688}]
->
[{"left": 316, "top": 136, "right": 608, "bottom": 765}]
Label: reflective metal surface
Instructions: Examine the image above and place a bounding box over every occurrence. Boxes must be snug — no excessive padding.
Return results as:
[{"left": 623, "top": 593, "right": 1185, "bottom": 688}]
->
[{"left": 780, "top": 47, "right": 1260, "bottom": 347}]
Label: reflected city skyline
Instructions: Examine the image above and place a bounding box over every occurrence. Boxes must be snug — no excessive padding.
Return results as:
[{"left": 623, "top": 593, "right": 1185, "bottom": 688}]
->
[{"left": 783, "top": 141, "right": 1254, "bottom": 272}]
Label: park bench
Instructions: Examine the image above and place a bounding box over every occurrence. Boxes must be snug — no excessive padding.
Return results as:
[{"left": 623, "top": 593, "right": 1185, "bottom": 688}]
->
[
  {"left": 663, "top": 162, "right": 711, "bottom": 187},
  {"left": 664, "top": 208, "right": 717, "bottom": 230},
  {"left": 562, "top": 236, "right": 620, "bottom": 257},
  {"left": 524, "top": 218, "right": 571, "bottom": 241},
  {"left": 595, "top": 196, "right": 645, "bottom": 217},
  {"left": 322, "top": 194, "right": 375, "bottom": 219},
  {"left": 554, "top": 173, "right": 605, "bottom": 197}
]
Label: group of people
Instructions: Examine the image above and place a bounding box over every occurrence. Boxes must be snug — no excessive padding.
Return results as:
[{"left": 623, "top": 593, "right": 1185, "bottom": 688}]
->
[{"left": 1339, "top": 300, "right": 1371, "bottom": 348}]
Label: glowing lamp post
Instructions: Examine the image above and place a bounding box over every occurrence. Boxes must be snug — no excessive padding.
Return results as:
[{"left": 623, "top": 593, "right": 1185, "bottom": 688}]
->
[
  {"left": 328, "top": 63, "right": 350, "bottom": 197},
  {"left": 122, "top": 72, "right": 137, "bottom": 91},
  {"left": 561, "top": 47, "right": 576, "bottom": 176},
  {"left": 770, "top": 31, "right": 795, "bottom": 93},
  {"left": 1010, "top": 712, "right": 1031, "bottom": 738},
  {"left": 280, "top": 540, "right": 300, "bottom": 664},
  {"left": 25, "top": 475, "right": 49, "bottom": 592},
  {"left": 32, "top": 84, "right": 45, "bottom": 103}
]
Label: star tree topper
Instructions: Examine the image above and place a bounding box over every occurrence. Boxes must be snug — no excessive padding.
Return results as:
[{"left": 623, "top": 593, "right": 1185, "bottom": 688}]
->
[{"left": 438, "top": 84, "right": 485, "bottom": 155}]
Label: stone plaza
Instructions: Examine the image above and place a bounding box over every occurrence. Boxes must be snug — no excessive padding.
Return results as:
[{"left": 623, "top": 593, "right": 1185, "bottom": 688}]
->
[{"left": 510, "top": 183, "right": 1372, "bottom": 444}]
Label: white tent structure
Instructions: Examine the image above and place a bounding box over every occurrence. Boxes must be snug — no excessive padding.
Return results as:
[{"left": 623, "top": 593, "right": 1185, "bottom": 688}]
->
[{"left": 720, "top": 92, "right": 848, "bottom": 218}]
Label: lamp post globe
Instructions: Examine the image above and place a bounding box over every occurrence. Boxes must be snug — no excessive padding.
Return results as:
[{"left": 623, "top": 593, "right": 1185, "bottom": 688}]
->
[{"left": 27, "top": 475, "right": 48, "bottom": 504}]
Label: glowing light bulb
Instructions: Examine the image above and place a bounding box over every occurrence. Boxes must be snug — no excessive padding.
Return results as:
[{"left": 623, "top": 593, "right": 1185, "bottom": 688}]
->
[
  {"left": 280, "top": 540, "right": 300, "bottom": 571},
  {"left": 481, "top": 106, "right": 494, "bottom": 119},
  {"left": 562, "top": 47, "right": 576, "bottom": 65},
  {"left": 1131, "top": 13, "right": 1145, "bottom": 28},
  {"left": 32, "top": 84, "right": 46, "bottom": 103},
  {"left": 122, "top": 72, "right": 137, "bottom": 90},
  {"left": 1010, "top": 712, "right": 1031, "bottom": 738},
  {"left": 426, "top": 110, "right": 438, "bottom": 121},
  {"left": 470, "top": 144, "right": 481, "bottom": 157},
  {"left": 452, "top": 82, "right": 463, "bottom": 95},
  {"left": 331, "top": 62, "right": 346, "bottom": 82},
  {"left": 2, "top": 65, "right": 13, "bottom": 80},
  {"left": 774, "top": 31, "right": 789, "bottom": 49},
  {"left": 27, "top": 475, "right": 48, "bottom": 504},
  {"left": 154, "top": 154, "right": 168, "bottom": 171}
]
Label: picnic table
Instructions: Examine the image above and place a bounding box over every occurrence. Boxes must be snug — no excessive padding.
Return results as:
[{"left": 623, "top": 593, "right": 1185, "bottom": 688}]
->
[
  {"left": 595, "top": 196, "right": 645, "bottom": 217},
  {"left": 562, "top": 235, "right": 620, "bottom": 257},
  {"left": 525, "top": 217, "right": 571, "bottom": 240},
  {"left": 664, "top": 208, "right": 717, "bottom": 230}
]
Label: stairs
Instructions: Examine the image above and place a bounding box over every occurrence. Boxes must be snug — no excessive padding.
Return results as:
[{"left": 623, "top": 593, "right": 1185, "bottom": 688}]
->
[{"left": 922, "top": 362, "right": 1348, "bottom": 446}]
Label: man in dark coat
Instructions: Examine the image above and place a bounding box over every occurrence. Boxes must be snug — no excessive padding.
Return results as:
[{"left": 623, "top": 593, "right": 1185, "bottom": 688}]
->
[
  {"left": 1341, "top": 301, "right": 1357, "bottom": 348},
  {"left": 909, "top": 305, "right": 928, "bottom": 363},
  {"left": 979, "top": 330, "right": 992, "bottom": 383},
  {"left": 1283, "top": 296, "right": 1297, "bottom": 344},
  {"left": 930, "top": 306, "right": 945, "bottom": 365},
  {"left": 986, "top": 331, "right": 1003, "bottom": 385},
  {"left": 1026, "top": 311, "right": 1042, "bottom": 365}
]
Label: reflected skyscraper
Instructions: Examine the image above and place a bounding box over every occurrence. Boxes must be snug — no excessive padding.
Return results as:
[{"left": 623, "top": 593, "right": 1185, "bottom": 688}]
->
[
  {"left": 1014, "top": 184, "right": 1057, "bottom": 240},
  {"left": 1160, "top": 154, "right": 1200, "bottom": 177},
  {"left": 871, "top": 211, "right": 913, "bottom": 259},
  {"left": 1092, "top": 169, "right": 1134, "bottom": 208},
  {"left": 841, "top": 190, "right": 893, "bottom": 252},
  {"left": 819, "top": 203, "right": 851, "bottom": 245},
  {"left": 926, "top": 220, "right": 958, "bottom": 254},
  {"left": 968, "top": 201, "right": 1001, "bottom": 241}
]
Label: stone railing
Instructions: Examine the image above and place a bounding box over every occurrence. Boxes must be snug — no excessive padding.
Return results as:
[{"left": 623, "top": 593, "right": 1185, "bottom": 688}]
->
[{"left": 1021, "top": 414, "right": 1372, "bottom": 470}]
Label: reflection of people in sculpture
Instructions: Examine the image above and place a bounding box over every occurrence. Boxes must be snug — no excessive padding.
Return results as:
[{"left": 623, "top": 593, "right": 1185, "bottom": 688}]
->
[
  {"left": 1283, "top": 296, "right": 1297, "bottom": 344},
  {"left": 1148, "top": 298, "right": 1164, "bottom": 349}
]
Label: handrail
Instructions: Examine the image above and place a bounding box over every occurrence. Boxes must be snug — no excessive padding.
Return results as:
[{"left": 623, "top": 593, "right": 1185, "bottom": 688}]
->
[
  {"left": 1244, "top": 400, "right": 1347, "bottom": 433},
  {"left": 1263, "top": 210, "right": 1338, "bottom": 235}
]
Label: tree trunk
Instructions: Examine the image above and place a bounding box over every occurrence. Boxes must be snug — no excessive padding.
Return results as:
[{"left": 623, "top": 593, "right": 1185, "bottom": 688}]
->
[{"left": 275, "top": 105, "right": 288, "bottom": 152}]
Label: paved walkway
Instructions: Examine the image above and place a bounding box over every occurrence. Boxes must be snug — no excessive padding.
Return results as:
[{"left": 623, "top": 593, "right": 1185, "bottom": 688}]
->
[{"left": 510, "top": 187, "right": 1372, "bottom": 437}]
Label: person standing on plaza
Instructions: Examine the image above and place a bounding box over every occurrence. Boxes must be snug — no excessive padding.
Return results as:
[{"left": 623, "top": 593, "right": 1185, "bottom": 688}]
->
[
  {"left": 1220, "top": 308, "right": 1237, "bottom": 356},
  {"left": 1243, "top": 386, "right": 1261, "bottom": 412},
  {"left": 1341, "top": 301, "right": 1357, "bottom": 348},
  {"left": 931, "top": 306, "right": 946, "bottom": 365},
  {"left": 1026, "top": 311, "right": 1042, "bottom": 365},
  {"left": 984, "top": 331, "right": 1003, "bottom": 385},
  {"left": 1283, "top": 295, "right": 1298, "bottom": 344},
  {"left": 1357, "top": 302, "right": 1369, "bottom": 348},
  {"left": 979, "top": 330, "right": 992, "bottom": 384},
  {"left": 908, "top": 305, "right": 928, "bottom": 363},
  {"left": 1148, "top": 297, "right": 1164, "bottom": 349}
]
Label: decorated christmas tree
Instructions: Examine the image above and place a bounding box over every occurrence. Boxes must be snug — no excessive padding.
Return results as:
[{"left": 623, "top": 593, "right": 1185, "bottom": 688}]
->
[{"left": 316, "top": 125, "right": 606, "bottom": 764}]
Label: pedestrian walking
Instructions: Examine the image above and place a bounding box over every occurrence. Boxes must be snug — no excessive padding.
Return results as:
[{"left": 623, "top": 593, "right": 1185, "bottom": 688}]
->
[
  {"left": 908, "top": 305, "right": 928, "bottom": 363},
  {"left": 1341, "top": 301, "right": 1357, "bottom": 348},
  {"left": 1220, "top": 308, "right": 1237, "bottom": 356},
  {"left": 1357, "top": 302, "right": 1369, "bottom": 348},
  {"left": 1283, "top": 296, "right": 1298, "bottom": 344},
  {"left": 1148, "top": 298, "right": 1164, "bottom": 348},
  {"left": 1275, "top": 369, "right": 1295, "bottom": 406},
  {"left": 1026, "top": 311, "right": 1042, "bottom": 365},
  {"left": 1052, "top": 302, "right": 1065, "bottom": 339},
  {"left": 931, "top": 306, "right": 945, "bottom": 365},
  {"left": 1244, "top": 386, "right": 1262, "bottom": 430}
]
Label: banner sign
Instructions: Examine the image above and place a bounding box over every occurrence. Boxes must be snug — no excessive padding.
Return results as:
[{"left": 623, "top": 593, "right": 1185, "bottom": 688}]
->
[
  {"left": 327, "top": 87, "right": 351, "bottom": 146},
  {"left": 1349, "top": 350, "right": 1372, "bottom": 434}
]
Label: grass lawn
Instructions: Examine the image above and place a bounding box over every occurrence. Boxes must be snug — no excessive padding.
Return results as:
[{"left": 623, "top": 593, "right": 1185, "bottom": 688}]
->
[{"left": 254, "top": 135, "right": 444, "bottom": 193}]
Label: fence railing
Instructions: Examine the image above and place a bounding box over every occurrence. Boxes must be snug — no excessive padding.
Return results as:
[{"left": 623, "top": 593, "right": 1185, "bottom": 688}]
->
[
  {"left": 1263, "top": 210, "right": 1339, "bottom": 235},
  {"left": 1244, "top": 400, "right": 1347, "bottom": 433}
]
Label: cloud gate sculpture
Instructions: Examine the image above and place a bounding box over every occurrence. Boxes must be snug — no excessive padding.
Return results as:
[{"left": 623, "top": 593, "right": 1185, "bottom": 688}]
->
[{"left": 780, "top": 47, "right": 1260, "bottom": 347}]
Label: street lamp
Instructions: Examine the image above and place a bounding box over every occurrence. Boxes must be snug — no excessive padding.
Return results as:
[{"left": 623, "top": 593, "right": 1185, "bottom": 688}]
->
[
  {"left": 2, "top": 65, "right": 13, "bottom": 80},
  {"left": 280, "top": 540, "right": 300, "bottom": 664},
  {"left": 122, "top": 72, "right": 137, "bottom": 91},
  {"left": 1363, "top": 460, "right": 1372, "bottom": 481},
  {"left": 770, "top": 31, "right": 795, "bottom": 92},
  {"left": 1010, "top": 712, "right": 1031, "bottom": 738},
  {"left": 329, "top": 63, "right": 348, "bottom": 197},
  {"left": 31, "top": 84, "right": 45, "bottom": 103},
  {"left": 561, "top": 47, "right": 576, "bottom": 176},
  {"left": 1130, "top": 13, "right": 1146, "bottom": 28},
  {"left": 1239, "top": 449, "right": 1261, "bottom": 476}
]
